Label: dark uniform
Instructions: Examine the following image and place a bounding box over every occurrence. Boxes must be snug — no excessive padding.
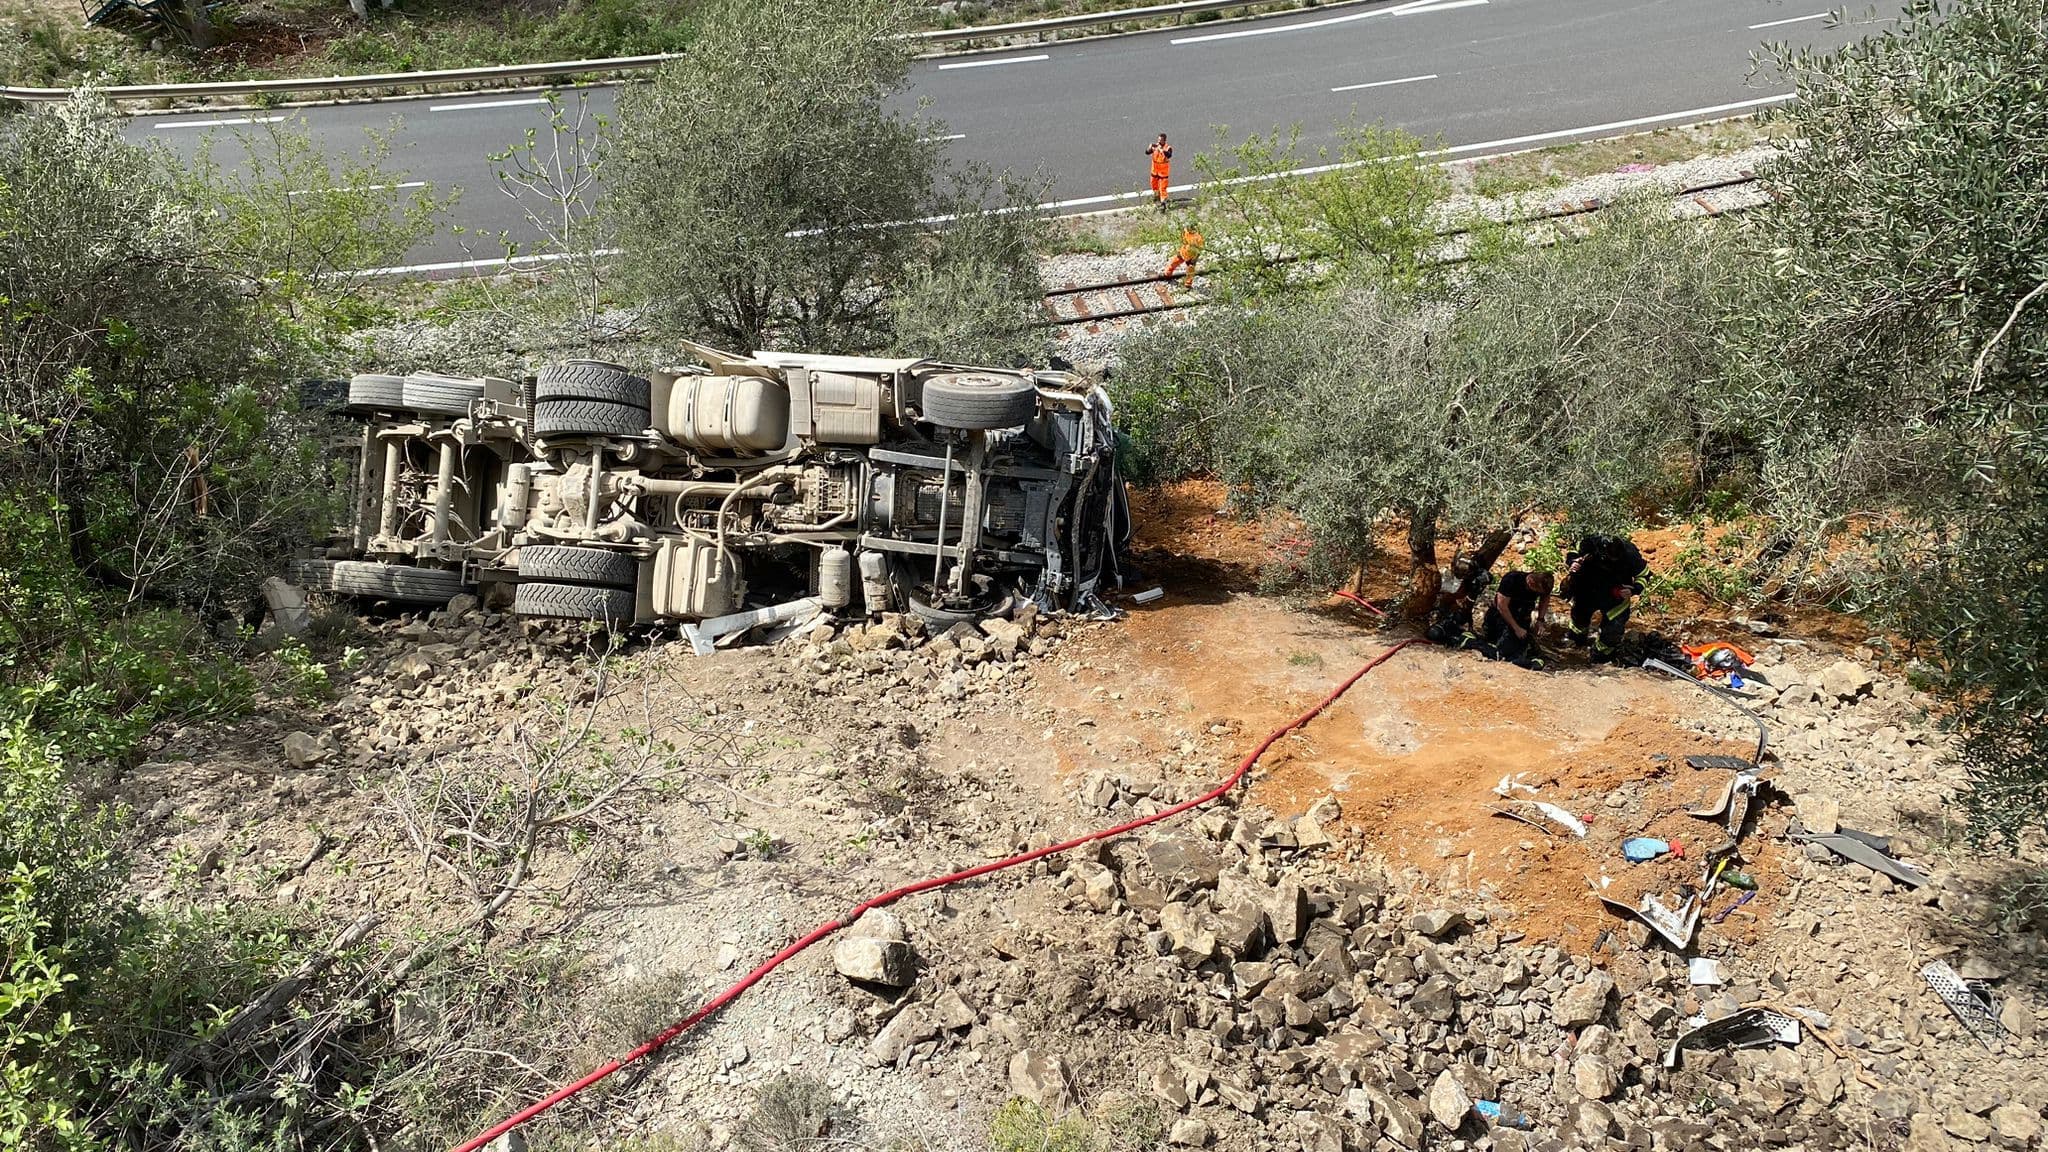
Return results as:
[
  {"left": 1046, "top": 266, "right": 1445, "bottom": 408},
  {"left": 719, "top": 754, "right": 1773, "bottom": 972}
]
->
[
  {"left": 1561, "top": 534, "right": 1647, "bottom": 662},
  {"left": 1482, "top": 570, "right": 1549, "bottom": 669},
  {"left": 1425, "top": 557, "right": 1493, "bottom": 649}
]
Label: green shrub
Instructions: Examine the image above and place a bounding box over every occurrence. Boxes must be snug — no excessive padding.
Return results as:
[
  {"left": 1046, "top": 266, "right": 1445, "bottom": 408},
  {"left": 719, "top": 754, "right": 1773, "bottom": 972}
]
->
[{"left": 991, "top": 1099, "right": 1101, "bottom": 1152}]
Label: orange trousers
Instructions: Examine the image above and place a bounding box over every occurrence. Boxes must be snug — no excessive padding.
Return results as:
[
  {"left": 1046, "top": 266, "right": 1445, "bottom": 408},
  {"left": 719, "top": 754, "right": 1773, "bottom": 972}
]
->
[
  {"left": 1164, "top": 254, "right": 1197, "bottom": 287},
  {"left": 1150, "top": 173, "right": 1170, "bottom": 203}
]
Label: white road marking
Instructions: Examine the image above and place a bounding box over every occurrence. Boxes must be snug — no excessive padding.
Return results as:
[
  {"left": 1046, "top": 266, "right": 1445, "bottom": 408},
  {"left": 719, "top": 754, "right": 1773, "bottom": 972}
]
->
[
  {"left": 428, "top": 97, "right": 550, "bottom": 112},
  {"left": 365, "top": 95, "right": 1797, "bottom": 277},
  {"left": 289, "top": 181, "right": 427, "bottom": 197},
  {"left": 1028, "top": 94, "right": 1797, "bottom": 212},
  {"left": 355, "top": 247, "right": 623, "bottom": 277},
  {"left": 1749, "top": 10, "right": 1832, "bottom": 28},
  {"left": 920, "top": 133, "right": 968, "bottom": 142},
  {"left": 1332, "top": 73, "right": 1439, "bottom": 93},
  {"left": 154, "top": 115, "right": 287, "bottom": 130},
  {"left": 936, "top": 53, "right": 1049, "bottom": 70},
  {"left": 1173, "top": 0, "right": 1485, "bottom": 45}
]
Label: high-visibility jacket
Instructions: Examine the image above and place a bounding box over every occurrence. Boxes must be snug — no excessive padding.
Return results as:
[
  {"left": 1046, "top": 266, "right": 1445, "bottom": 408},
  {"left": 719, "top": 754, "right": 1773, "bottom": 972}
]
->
[
  {"left": 1148, "top": 144, "right": 1173, "bottom": 178},
  {"left": 1177, "top": 230, "right": 1204, "bottom": 262}
]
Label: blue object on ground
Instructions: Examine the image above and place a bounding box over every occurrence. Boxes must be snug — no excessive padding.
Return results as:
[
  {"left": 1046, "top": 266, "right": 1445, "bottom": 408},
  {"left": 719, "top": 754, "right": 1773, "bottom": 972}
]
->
[
  {"left": 1476, "top": 1101, "right": 1534, "bottom": 1129},
  {"left": 1622, "top": 837, "right": 1671, "bottom": 863}
]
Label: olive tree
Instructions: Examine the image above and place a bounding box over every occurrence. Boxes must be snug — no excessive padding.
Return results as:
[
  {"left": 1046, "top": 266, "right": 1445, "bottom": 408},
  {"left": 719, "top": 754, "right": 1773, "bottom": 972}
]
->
[
  {"left": 0, "top": 96, "right": 439, "bottom": 622},
  {"left": 1743, "top": 0, "right": 2048, "bottom": 843},
  {"left": 887, "top": 168, "right": 1054, "bottom": 365},
  {"left": 608, "top": 0, "right": 1046, "bottom": 354},
  {"left": 1113, "top": 202, "right": 1743, "bottom": 608},
  {"left": 1188, "top": 119, "right": 1449, "bottom": 299}
]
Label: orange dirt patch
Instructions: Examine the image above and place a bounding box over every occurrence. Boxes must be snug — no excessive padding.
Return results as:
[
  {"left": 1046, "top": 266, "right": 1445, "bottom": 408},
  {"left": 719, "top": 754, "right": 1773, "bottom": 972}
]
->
[{"left": 1047, "top": 485, "right": 1817, "bottom": 953}]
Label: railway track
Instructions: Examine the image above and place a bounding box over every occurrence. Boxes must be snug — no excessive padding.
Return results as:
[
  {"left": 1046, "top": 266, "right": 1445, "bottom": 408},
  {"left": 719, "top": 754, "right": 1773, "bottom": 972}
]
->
[{"left": 1042, "top": 171, "right": 1774, "bottom": 331}]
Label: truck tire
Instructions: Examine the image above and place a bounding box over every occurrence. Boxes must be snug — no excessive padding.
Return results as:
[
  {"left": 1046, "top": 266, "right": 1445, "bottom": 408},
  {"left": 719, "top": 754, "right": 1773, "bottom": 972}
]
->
[
  {"left": 535, "top": 361, "right": 651, "bottom": 408},
  {"left": 287, "top": 559, "right": 337, "bottom": 590},
  {"left": 533, "top": 398, "right": 650, "bottom": 439},
  {"left": 330, "top": 561, "right": 465, "bottom": 604},
  {"left": 920, "top": 372, "right": 1038, "bottom": 431},
  {"left": 403, "top": 372, "right": 485, "bottom": 417},
  {"left": 906, "top": 589, "right": 1015, "bottom": 627},
  {"left": 514, "top": 581, "right": 636, "bottom": 623},
  {"left": 347, "top": 374, "right": 406, "bottom": 412},
  {"left": 518, "top": 545, "right": 638, "bottom": 589}
]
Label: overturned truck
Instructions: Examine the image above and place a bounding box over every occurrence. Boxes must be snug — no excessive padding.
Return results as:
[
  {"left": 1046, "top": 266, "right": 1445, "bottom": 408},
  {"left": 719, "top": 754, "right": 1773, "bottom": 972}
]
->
[{"left": 295, "top": 344, "right": 1131, "bottom": 646}]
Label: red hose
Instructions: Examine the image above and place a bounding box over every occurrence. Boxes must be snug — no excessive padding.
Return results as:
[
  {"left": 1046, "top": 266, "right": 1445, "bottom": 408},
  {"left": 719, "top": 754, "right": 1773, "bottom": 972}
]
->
[
  {"left": 1334, "top": 589, "right": 1388, "bottom": 618},
  {"left": 451, "top": 639, "right": 1418, "bottom": 1152}
]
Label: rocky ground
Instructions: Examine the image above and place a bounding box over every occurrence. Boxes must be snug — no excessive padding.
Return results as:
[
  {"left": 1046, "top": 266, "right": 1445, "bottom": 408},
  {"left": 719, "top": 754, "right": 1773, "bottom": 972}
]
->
[{"left": 120, "top": 494, "right": 2045, "bottom": 1152}]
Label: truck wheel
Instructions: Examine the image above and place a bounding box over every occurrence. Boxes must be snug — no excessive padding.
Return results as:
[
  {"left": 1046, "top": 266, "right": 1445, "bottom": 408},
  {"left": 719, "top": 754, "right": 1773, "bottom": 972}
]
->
[
  {"left": 402, "top": 372, "right": 486, "bottom": 417},
  {"left": 514, "top": 581, "right": 636, "bottom": 623},
  {"left": 533, "top": 399, "right": 650, "bottom": 439},
  {"left": 518, "top": 545, "right": 638, "bottom": 589},
  {"left": 287, "top": 559, "right": 337, "bottom": 590},
  {"left": 535, "top": 361, "right": 651, "bottom": 408},
  {"left": 330, "top": 561, "right": 465, "bottom": 604},
  {"left": 347, "top": 374, "right": 406, "bottom": 413},
  {"left": 919, "top": 372, "right": 1038, "bottom": 431}
]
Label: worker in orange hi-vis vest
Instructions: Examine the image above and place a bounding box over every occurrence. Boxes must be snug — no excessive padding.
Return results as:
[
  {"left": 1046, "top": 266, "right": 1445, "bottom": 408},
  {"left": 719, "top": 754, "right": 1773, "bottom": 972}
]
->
[
  {"left": 1146, "top": 133, "right": 1173, "bottom": 208},
  {"left": 1164, "top": 222, "right": 1203, "bottom": 287}
]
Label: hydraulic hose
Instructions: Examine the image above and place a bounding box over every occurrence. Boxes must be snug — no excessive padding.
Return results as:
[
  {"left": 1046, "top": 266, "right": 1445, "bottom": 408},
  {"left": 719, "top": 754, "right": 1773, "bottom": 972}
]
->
[{"left": 450, "top": 638, "right": 1419, "bottom": 1152}]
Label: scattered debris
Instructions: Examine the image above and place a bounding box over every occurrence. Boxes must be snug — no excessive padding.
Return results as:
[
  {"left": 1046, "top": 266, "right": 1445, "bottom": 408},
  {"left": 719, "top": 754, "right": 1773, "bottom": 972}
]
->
[
  {"left": 1664, "top": 1006, "right": 1802, "bottom": 1068},
  {"left": 1922, "top": 960, "right": 2007, "bottom": 1051},
  {"left": 1688, "top": 957, "right": 1723, "bottom": 986},
  {"left": 1596, "top": 878, "right": 1700, "bottom": 949},
  {"left": 1475, "top": 1100, "right": 1534, "bottom": 1130},
  {"left": 1492, "top": 772, "right": 1539, "bottom": 797},
  {"left": 685, "top": 597, "right": 825, "bottom": 656},
  {"left": 1490, "top": 800, "right": 1588, "bottom": 838},
  {"left": 1131, "top": 586, "right": 1165, "bottom": 605},
  {"left": 1621, "top": 836, "right": 1682, "bottom": 863},
  {"left": 1792, "top": 829, "right": 1930, "bottom": 888},
  {"left": 1710, "top": 890, "right": 1756, "bottom": 924}
]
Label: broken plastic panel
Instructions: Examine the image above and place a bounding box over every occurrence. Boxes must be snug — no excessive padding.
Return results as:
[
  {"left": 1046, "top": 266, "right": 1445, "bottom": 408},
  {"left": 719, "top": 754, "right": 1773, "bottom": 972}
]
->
[
  {"left": 1597, "top": 877, "right": 1701, "bottom": 949},
  {"left": 1491, "top": 800, "right": 1588, "bottom": 838},
  {"left": 1663, "top": 1007, "right": 1802, "bottom": 1068},
  {"left": 1791, "top": 830, "right": 1930, "bottom": 889}
]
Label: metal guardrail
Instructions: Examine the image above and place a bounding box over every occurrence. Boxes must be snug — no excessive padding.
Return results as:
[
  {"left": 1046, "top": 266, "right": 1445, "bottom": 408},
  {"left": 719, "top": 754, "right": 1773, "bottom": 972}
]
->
[
  {"left": 911, "top": 0, "right": 1338, "bottom": 42},
  {"left": 0, "top": 0, "right": 1350, "bottom": 104},
  {"left": 0, "top": 53, "right": 680, "bottom": 103}
]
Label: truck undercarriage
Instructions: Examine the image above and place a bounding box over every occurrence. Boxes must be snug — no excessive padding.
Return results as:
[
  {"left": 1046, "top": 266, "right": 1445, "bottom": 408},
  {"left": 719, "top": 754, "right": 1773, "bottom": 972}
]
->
[{"left": 293, "top": 343, "right": 1132, "bottom": 645}]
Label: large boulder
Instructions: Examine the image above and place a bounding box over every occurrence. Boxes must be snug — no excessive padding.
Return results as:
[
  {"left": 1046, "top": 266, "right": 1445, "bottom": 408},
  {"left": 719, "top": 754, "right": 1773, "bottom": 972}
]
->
[
  {"left": 1009, "top": 1049, "right": 1074, "bottom": 1111},
  {"left": 833, "top": 909, "right": 916, "bottom": 987}
]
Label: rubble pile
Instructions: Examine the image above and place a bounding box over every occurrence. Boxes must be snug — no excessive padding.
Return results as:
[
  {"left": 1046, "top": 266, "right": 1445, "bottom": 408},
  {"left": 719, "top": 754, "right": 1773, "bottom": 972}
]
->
[{"left": 119, "top": 584, "right": 2045, "bottom": 1152}]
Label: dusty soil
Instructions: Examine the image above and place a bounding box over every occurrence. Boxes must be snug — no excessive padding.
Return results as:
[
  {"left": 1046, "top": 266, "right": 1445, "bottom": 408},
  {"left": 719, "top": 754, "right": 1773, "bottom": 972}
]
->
[{"left": 119, "top": 478, "right": 2045, "bottom": 1151}]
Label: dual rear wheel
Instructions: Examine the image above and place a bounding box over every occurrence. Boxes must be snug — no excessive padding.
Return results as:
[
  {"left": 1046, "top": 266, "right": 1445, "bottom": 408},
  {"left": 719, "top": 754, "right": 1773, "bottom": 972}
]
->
[{"left": 514, "top": 544, "right": 639, "bottom": 624}]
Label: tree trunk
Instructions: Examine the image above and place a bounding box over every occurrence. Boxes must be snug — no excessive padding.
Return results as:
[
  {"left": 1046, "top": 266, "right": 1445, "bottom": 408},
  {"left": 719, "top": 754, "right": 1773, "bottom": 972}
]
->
[
  {"left": 1402, "top": 505, "right": 1440, "bottom": 621},
  {"left": 170, "top": 0, "right": 216, "bottom": 48},
  {"left": 1469, "top": 527, "right": 1514, "bottom": 576}
]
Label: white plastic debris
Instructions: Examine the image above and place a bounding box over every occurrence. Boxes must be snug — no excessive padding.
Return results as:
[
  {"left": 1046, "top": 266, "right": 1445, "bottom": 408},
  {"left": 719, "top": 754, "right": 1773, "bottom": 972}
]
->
[
  {"left": 1688, "top": 958, "right": 1723, "bottom": 986},
  {"left": 1493, "top": 773, "right": 1539, "bottom": 798},
  {"left": 1131, "top": 587, "right": 1165, "bottom": 604}
]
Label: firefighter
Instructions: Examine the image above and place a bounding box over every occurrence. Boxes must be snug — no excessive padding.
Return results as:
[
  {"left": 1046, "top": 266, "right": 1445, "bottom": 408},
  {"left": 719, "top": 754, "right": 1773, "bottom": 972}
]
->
[
  {"left": 1425, "top": 553, "right": 1493, "bottom": 649},
  {"left": 1481, "top": 569, "right": 1553, "bottom": 669},
  {"left": 1561, "top": 533, "right": 1648, "bottom": 663},
  {"left": 1146, "top": 133, "right": 1173, "bottom": 208},
  {"left": 1164, "top": 221, "right": 1203, "bottom": 287}
]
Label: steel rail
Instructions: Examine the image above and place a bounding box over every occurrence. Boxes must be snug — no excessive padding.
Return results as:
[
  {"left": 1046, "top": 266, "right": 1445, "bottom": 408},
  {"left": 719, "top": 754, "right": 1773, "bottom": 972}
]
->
[{"left": 1043, "top": 174, "right": 1772, "bottom": 327}]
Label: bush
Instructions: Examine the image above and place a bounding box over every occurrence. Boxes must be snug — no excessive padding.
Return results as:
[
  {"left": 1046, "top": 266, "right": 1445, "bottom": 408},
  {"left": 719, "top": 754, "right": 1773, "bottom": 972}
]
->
[
  {"left": 1747, "top": 0, "right": 2048, "bottom": 843},
  {"left": 1189, "top": 118, "right": 1448, "bottom": 299}
]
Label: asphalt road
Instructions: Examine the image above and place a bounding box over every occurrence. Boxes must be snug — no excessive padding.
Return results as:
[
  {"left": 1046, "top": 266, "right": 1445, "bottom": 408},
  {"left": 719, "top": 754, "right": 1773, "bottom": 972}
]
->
[{"left": 131, "top": 0, "right": 1895, "bottom": 271}]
